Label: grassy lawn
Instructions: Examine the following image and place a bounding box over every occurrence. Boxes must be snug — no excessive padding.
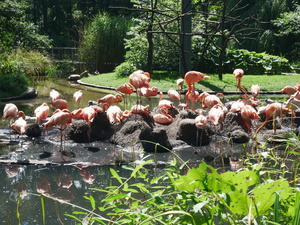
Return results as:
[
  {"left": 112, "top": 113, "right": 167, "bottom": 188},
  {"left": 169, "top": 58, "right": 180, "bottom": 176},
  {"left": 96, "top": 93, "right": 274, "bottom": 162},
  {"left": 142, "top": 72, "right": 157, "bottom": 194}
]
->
[{"left": 81, "top": 72, "right": 300, "bottom": 92}]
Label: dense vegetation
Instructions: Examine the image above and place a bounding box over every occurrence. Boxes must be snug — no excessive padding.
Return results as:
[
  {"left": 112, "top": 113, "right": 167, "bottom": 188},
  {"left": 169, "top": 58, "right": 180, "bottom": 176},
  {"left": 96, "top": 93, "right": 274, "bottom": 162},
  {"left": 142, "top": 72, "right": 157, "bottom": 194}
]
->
[{"left": 1, "top": 0, "right": 300, "bottom": 77}]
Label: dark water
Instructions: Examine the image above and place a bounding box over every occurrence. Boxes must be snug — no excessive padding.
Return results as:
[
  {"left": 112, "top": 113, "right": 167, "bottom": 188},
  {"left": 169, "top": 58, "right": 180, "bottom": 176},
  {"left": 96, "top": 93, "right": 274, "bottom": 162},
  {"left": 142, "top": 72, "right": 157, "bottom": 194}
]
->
[{"left": 0, "top": 78, "right": 288, "bottom": 224}]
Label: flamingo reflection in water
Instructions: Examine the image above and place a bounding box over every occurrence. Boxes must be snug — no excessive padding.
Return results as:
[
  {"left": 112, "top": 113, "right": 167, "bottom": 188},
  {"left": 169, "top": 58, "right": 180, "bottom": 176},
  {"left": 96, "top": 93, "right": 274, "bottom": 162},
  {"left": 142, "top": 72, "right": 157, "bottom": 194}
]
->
[{"left": 36, "top": 177, "right": 51, "bottom": 194}]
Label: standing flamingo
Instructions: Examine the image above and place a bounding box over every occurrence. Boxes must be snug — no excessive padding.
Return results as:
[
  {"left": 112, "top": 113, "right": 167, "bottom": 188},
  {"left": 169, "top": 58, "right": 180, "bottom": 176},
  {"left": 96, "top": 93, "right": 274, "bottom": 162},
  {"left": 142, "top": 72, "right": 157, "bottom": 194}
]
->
[
  {"left": 42, "top": 109, "right": 72, "bottom": 148},
  {"left": 116, "top": 83, "right": 134, "bottom": 95},
  {"left": 184, "top": 71, "right": 210, "bottom": 109},
  {"left": 167, "top": 88, "right": 181, "bottom": 103},
  {"left": 129, "top": 70, "right": 151, "bottom": 90},
  {"left": 116, "top": 83, "right": 134, "bottom": 109},
  {"left": 81, "top": 106, "right": 98, "bottom": 125},
  {"left": 233, "top": 68, "right": 247, "bottom": 95},
  {"left": 255, "top": 103, "right": 295, "bottom": 135},
  {"left": 177, "top": 78, "right": 184, "bottom": 99},
  {"left": 129, "top": 70, "right": 151, "bottom": 105},
  {"left": 2, "top": 103, "right": 19, "bottom": 121},
  {"left": 73, "top": 90, "right": 83, "bottom": 107},
  {"left": 251, "top": 84, "right": 260, "bottom": 101},
  {"left": 280, "top": 86, "right": 297, "bottom": 95},
  {"left": 240, "top": 105, "right": 260, "bottom": 133},
  {"left": 34, "top": 103, "right": 50, "bottom": 123},
  {"left": 50, "top": 89, "right": 61, "bottom": 101},
  {"left": 137, "top": 87, "right": 159, "bottom": 98},
  {"left": 186, "top": 85, "right": 200, "bottom": 111},
  {"left": 177, "top": 78, "right": 184, "bottom": 91}
]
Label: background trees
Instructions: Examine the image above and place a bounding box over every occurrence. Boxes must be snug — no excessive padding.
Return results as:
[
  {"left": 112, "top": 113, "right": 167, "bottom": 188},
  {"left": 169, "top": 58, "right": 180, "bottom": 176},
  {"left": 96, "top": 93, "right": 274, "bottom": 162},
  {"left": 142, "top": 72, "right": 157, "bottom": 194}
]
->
[{"left": 0, "top": 0, "right": 299, "bottom": 79}]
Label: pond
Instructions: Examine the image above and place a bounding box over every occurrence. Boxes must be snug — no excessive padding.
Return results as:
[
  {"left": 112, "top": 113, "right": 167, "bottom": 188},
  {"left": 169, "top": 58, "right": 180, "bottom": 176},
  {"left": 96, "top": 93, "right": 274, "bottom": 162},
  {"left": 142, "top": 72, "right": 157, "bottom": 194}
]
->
[{"left": 0, "top": 77, "right": 291, "bottom": 224}]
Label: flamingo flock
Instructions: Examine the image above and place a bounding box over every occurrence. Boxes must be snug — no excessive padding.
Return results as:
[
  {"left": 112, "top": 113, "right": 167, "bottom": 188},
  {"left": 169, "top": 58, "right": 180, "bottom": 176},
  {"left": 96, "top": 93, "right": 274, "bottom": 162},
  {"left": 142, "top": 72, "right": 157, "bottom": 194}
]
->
[{"left": 1, "top": 68, "right": 298, "bottom": 146}]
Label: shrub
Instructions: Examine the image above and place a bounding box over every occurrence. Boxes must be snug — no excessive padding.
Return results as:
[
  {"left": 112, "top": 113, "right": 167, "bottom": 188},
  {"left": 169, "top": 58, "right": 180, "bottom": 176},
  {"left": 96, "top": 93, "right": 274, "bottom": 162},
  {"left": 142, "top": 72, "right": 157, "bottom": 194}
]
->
[
  {"left": 0, "top": 73, "right": 29, "bottom": 98},
  {"left": 225, "top": 49, "right": 294, "bottom": 74},
  {"left": 49, "top": 60, "right": 76, "bottom": 78},
  {"left": 1, "top": 49, "right": 55, "bottom": 77},
  {"left": 114, "top": 62, "right": 138, "bottom": 77},
  {"left": 79, "top": 12, "right": 132, "bottom": 73}
]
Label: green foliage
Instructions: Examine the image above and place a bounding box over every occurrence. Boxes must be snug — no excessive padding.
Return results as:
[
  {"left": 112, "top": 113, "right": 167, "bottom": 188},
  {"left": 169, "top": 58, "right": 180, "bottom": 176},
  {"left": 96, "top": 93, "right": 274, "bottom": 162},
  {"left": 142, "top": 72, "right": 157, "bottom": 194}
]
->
[
  {"left": 273, "top": 5, "right": 300, "bottom": 36},
  {"left": 124, "top": 2, "right": 180, "bottom": 72},
  {"left": 0, "top": 0, "right": 51, "bottom": 53},
  {"left": 50, "top": 60, "right": 76, "bottom": 78},
  {"left": 1, "top": 49, "right": 55, "bottom": 77},
  {"left": 79, "top": 12, "right": 132, "bottom": 73},
  {"left": 225, "top": 49, "right": 293, "bottom": 74},
  {"left": 0, "top": 73, "right": 29, "bottom": 98},
  {"left": 56, "top": 154, "right": 298, "bottom": 225},
  {"left": 114, "top": 62, "right": 138, "bottom": 77}
]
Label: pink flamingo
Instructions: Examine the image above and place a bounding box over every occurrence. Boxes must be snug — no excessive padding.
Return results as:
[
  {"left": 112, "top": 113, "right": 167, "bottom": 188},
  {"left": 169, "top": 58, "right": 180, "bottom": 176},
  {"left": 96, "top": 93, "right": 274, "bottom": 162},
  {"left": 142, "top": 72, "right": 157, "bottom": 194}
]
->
[{"left": 184, "top": 71, "right": 210, "bottom": 109}]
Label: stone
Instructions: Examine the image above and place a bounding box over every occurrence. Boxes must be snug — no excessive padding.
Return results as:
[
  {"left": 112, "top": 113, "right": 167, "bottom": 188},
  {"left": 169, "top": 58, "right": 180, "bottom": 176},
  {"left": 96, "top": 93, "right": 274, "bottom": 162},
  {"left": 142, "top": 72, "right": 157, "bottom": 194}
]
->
[{"left": 25, "top": 123, "right": 42, "bottom": 137}]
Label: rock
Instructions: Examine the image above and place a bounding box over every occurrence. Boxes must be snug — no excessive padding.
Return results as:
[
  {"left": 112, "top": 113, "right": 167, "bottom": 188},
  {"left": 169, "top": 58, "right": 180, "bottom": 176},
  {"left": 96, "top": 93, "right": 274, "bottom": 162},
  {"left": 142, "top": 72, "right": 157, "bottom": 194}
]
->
[
  {"left": 68, "top": 74, "right": 81, "bottom": 81},
  {"left": 229, "top": 130, "right": 249, "bottom": 143},
  {"left": 25, "top": 123, "right": 42, "bottom": 137},
  {"left": 20, "top": 88, "right": 38, "bottom": 99},
  {"left": 68, "top": 70, "right": 88, "bottom": 81},
  {"left": 0, "top": 87, "right": 38, "bottom": 102}
]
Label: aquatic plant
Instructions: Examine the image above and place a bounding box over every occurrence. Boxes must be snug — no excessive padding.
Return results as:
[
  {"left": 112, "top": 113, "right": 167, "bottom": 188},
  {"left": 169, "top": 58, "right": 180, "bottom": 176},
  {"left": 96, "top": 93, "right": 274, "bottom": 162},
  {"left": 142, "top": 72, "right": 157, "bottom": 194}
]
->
[{"left": 57, "top": 155, "right": 299, "bottom": 225}]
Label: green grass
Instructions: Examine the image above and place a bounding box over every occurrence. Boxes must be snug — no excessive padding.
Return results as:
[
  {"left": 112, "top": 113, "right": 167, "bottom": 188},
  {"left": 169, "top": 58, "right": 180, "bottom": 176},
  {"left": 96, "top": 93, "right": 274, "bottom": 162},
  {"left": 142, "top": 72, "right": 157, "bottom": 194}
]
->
[{"left": 81, "top": 72, "right": 300, "bottom": 92}]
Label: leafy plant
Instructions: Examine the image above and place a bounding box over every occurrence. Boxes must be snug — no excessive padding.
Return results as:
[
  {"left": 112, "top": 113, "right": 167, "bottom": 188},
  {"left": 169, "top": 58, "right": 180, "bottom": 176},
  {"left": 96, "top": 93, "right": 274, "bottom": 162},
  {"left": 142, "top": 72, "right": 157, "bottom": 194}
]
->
[
  {"left": 79, "top": 12, "right": 132, "bottom": 73},
  {"left": 50, "top": 155, "right": 298, "bottom": 225},
  {"left": 114, "top": 62, "right": 138, "bottom": 77},
  {"left": 0, "top": 73, "right": 29, "bottom": 98},
  {"left": 225, "top": 49, "right": 293, "bottom": 74},
  {"left": 1, "top": 48, "right": 55, "bottom": 78},
  {"left": 0, "top": 0, "right": 51, "bottom": 53}
]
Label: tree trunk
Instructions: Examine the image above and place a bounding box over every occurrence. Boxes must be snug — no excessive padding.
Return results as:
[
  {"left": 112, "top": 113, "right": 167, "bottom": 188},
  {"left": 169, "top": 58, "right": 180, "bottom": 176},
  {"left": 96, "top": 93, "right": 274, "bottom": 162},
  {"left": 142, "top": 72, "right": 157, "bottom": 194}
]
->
[{"left": 180, "top": 0, "right": 192, "bottom": 77}]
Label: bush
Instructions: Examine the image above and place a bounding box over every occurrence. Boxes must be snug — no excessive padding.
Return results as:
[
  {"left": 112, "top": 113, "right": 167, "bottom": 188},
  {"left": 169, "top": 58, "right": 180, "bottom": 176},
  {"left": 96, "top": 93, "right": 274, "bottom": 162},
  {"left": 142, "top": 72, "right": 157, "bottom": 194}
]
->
[
  {"left": 225, "top": 49, "right": 294, "bottom": 74},
  {"left": 1, "top": 49, "right": 55, "bottom": 77},
  {"left": 79, "top": 12, "right": 132, "bottom": 73},
  {"left": 49, "top": 60, "right": 76, "bottom": 78},
  {"left": 0, "top": 73, "right": 29, "bottom": 98},
  {"left": 114, "top": 62, "right": 138, "bottom": 77}
]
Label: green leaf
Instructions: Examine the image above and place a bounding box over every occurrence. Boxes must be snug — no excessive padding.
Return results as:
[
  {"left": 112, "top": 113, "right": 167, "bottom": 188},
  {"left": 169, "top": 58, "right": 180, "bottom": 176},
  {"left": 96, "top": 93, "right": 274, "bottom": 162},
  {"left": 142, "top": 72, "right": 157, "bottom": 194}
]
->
[
  {"left": 103, "top": 193, "right": 128, "bottom": 202},
  {"left": 221, "top": 170, "right": 259, "bottom": 195},
  {"left": 252, "top": 180, "right": 289, "bottom": 215},
  {"left": 110, "top": 168, "right": 123, "bottom": 184},
  {"left": 150, "top": 175, "right": 164, "bottom": 184}
]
